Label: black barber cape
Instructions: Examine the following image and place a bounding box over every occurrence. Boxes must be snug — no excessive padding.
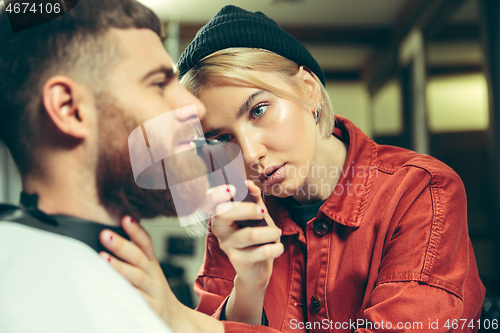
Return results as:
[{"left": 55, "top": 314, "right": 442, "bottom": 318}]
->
[{"left": 0, "top": 192, "right": 130, "bottom": 253}]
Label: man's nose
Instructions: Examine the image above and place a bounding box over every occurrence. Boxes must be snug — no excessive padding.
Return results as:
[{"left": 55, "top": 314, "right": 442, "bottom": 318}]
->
[{"left": 174, "top": 87, "right": 206, "bottom": 122}]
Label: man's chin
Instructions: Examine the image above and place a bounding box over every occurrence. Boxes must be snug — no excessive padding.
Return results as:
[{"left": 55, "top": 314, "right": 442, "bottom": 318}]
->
[
  {"left": 98, "top": 152, "right": 209, "bottom": 222},
  {"left": 167, "top": 174, "right": 209, "bottom": 217},
  {"left": 157, "top": 149, "right": 209, "bottom": 218},
  {"left": 101, "top": 177, "right": 208, "bottom": 222}
]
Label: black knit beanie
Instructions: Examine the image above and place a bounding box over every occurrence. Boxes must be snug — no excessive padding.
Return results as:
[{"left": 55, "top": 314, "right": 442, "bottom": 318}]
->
[{"left": 177, "top": 5, "right": 325, "bottom": 86}]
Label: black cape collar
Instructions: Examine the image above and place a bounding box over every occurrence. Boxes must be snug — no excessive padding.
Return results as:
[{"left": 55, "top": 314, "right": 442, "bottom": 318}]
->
[{"left": 0, "top": 192, "right": 130, "bottom": 253}]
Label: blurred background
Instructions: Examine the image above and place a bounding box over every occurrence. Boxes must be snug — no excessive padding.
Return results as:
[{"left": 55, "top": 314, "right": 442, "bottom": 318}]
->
[{"left": 1, "top": 0, "right": 499, "bottom": 309}]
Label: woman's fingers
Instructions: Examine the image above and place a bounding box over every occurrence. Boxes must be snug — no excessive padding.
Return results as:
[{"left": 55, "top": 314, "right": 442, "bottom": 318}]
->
[
  {"left": 211, "top": 201, "right": 266, "bottom": 240},
  {"left": 245, "top": 180, "right": 263, "bottom": 204},
  {"left": 120, "top": 216, "right": 156, "bottom": 261},
  {"left": 99, "top": 251, "right": 150, "bottom": 293},
  {"left": 246, "top": 180, "right": 276, "bottom": 227},
  {"left": 199, "top": 185, "right": 236, "bottom": 215},
  {"left": 228, "top": 242, "right": 284, "bottom": 265},
  {"left": 100, "top": 224, "right": 174, "bottom": 322},
  {"left": 99, "top": 229, "right": 152, "bottom": 273},
  {"left": 205, "top": 181, "right": 283, "bottom": 289},
  {"left": 210, "top": 190, "right": 281, "bottom": 248},
  {"left": 214, "top": 201, "right": 266, "bottom": 223},
  {"left": 220, "top": 225, "right": 282, "bottom": 250}
]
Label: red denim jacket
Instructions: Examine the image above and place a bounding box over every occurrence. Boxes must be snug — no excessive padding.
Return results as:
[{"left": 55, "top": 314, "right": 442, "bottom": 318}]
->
[{"left": 195, "top": 116, "right": 486, "bottom": 332}]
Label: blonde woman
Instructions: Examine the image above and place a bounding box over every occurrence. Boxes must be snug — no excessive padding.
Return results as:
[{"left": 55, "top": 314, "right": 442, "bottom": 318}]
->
[{"left": 101, "top": 5, "right": 485, "bottom": 332}]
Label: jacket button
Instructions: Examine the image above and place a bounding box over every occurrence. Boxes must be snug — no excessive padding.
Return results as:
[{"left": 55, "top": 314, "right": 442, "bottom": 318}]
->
[
  {"left": 313, "top": 220, "right": 329, "bottom": 237},
  {"left": 311, "top": 295, "right": 323, "bottom": 311}
]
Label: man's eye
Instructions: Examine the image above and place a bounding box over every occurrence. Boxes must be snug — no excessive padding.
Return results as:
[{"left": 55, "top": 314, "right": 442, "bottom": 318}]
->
[
  {"left": 216, "top": 134, "right": 231, "bottom": 143},
  {"left": 251, "top": 105, "right": 268, "bottom": 118},
  {"left": 153, "top": 81, "right": 167, "bottom": 89}
]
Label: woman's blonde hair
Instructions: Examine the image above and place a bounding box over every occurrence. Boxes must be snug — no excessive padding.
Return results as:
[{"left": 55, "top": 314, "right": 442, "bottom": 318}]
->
[{"left": 180, "top": 48, "right": 335, "bottom": 138}]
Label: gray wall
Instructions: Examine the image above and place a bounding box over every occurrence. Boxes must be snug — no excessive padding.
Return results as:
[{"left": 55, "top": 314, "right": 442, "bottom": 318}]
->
[{"left": 0, "top": 143, "right": 22, "bottom": 205}]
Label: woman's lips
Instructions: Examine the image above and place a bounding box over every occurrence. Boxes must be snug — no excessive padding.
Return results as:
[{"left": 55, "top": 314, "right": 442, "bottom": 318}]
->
[{"left": 261, "top": 164, "right": 286, "bottom": 186}]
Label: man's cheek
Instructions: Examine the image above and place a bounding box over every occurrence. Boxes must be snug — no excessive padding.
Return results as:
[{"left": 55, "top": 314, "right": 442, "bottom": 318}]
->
[
  {"left": 128, "top": 108, "right": 181, "bottom": 190},
  {"left": 127, "top": 105, "right": 209, "bottom": 218}
]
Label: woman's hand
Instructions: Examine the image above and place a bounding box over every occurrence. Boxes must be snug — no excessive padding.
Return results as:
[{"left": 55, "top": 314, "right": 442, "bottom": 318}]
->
[
  {"left": 99, "top": 215, "right": 227, "bottom": 333},
  {"left": 98, "top": 184, "right": 237, "bottom": 324},
  {"left": 211, "top": 180, "right": 283, "bottom": 287},
  {"left": 99, "top": 216, "right": 174, "bottom": 322},
  {"left": 99, "top": 181, "right": 283, "bottom": 327},
  {"left": 209, "top": 180, "right": 284, "bottom": 325}
]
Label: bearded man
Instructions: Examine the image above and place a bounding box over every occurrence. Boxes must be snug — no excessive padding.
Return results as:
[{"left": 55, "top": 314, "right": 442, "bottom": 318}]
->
[{"left": 0, "top": 1, "right": 220, "bottom": 332}]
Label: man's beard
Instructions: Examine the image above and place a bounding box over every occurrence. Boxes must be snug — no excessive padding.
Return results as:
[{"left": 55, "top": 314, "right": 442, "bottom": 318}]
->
[{"left": 95, "top": 93, "right": 208, "bottom": 222}]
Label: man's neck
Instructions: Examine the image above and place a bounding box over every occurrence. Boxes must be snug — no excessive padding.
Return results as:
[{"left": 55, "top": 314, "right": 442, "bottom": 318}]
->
[{"left": 22, "top": 174, "right": 120, "bottom": 227}]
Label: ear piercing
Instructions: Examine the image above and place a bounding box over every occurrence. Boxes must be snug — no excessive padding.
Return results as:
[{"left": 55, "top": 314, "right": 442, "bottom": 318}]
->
[{"left": 315, "top": 100, "right": 324, "bottom": 125}]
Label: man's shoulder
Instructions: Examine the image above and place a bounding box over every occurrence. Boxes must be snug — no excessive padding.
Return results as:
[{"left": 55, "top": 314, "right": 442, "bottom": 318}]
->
[
  {"left": 0, "top": 221, "right": 113, "bottom": 298},
  {"left": 0, "top": 222, "right": 173, "bottom": 333},
  {"left": 0, "top": 220, "right": 95, "bottom": 259}
]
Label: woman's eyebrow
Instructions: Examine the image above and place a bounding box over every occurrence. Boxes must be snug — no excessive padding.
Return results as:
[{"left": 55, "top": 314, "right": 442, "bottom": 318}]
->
[
  {"left": 203, "top": 128, "right": 222, "bottom": 139},
  {"left": 204, "top": 90, "right": 266, "bottom": 139},
  {"left": 237, "top": 90, "right": 265, "bottom": 119}
]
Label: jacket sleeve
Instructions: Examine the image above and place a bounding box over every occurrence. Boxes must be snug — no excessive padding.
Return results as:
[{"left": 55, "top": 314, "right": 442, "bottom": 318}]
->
[
  {"left": 356, "top": 166, "right": 485, "bottom": 332},
  {"left": 194, "top": 274, "right": 231, "bottom": 320},
  {"left": 194, "top": 228, "right": 283, "bottom": 333},
  {"left": 193, "top": 225, "right": 235, "bottom": 319},
  {"left": 195, "top": 275, "right": 283, "bottom": 333}
]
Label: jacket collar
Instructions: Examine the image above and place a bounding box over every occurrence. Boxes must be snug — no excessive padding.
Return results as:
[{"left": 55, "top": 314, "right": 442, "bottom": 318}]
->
[{"left": 319, "top": 116, "right": 377, "bottom": 228}]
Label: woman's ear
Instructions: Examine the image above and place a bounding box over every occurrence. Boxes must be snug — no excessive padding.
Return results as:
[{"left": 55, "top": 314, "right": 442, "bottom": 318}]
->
[
  {"left": 297, "top": 66, "right": 321, "bottom": 104},
  {"left": 42, "top": 76, "right": 92, "bottom": 140}
]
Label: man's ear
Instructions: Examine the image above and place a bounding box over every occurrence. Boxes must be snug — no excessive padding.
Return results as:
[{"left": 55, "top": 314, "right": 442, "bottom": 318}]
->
[
  {"left": 42, "top": 76, "right": 91, "bottom": 139},
  {"left": 297, "top": 66, "right": 321, "bottom": 104}
]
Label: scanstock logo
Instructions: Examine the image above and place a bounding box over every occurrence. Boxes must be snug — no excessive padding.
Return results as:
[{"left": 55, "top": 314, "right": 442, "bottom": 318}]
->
[
  {"left": 3, "top": 1, "right": 79, "bottom": 33},
  {"left": 128, "top": 105, "right": 250, "bottom": 226}
]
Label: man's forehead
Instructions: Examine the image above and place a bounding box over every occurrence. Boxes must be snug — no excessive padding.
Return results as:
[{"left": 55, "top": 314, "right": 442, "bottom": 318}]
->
[{"left": 109, "top": 28, "right": 174, "bottom": 74}]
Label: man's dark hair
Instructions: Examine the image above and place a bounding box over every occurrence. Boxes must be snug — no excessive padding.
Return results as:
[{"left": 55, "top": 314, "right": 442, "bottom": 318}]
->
[{"left": 0, "top": 0, "right": 162, "bottom": 176}]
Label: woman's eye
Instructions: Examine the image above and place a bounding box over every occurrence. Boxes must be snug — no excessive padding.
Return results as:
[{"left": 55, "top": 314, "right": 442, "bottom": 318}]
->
[
  {"left": 216, "top": 134, "right": 231, "bottom": 143},
  {"left": 251, "top": 105, "right": 268, "bottom": 118}
]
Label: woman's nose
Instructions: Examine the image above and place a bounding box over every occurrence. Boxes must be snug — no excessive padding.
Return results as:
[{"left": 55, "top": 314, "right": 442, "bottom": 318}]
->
[{"left": 238, "top": 132, "right": 266, "bottom": 168}]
